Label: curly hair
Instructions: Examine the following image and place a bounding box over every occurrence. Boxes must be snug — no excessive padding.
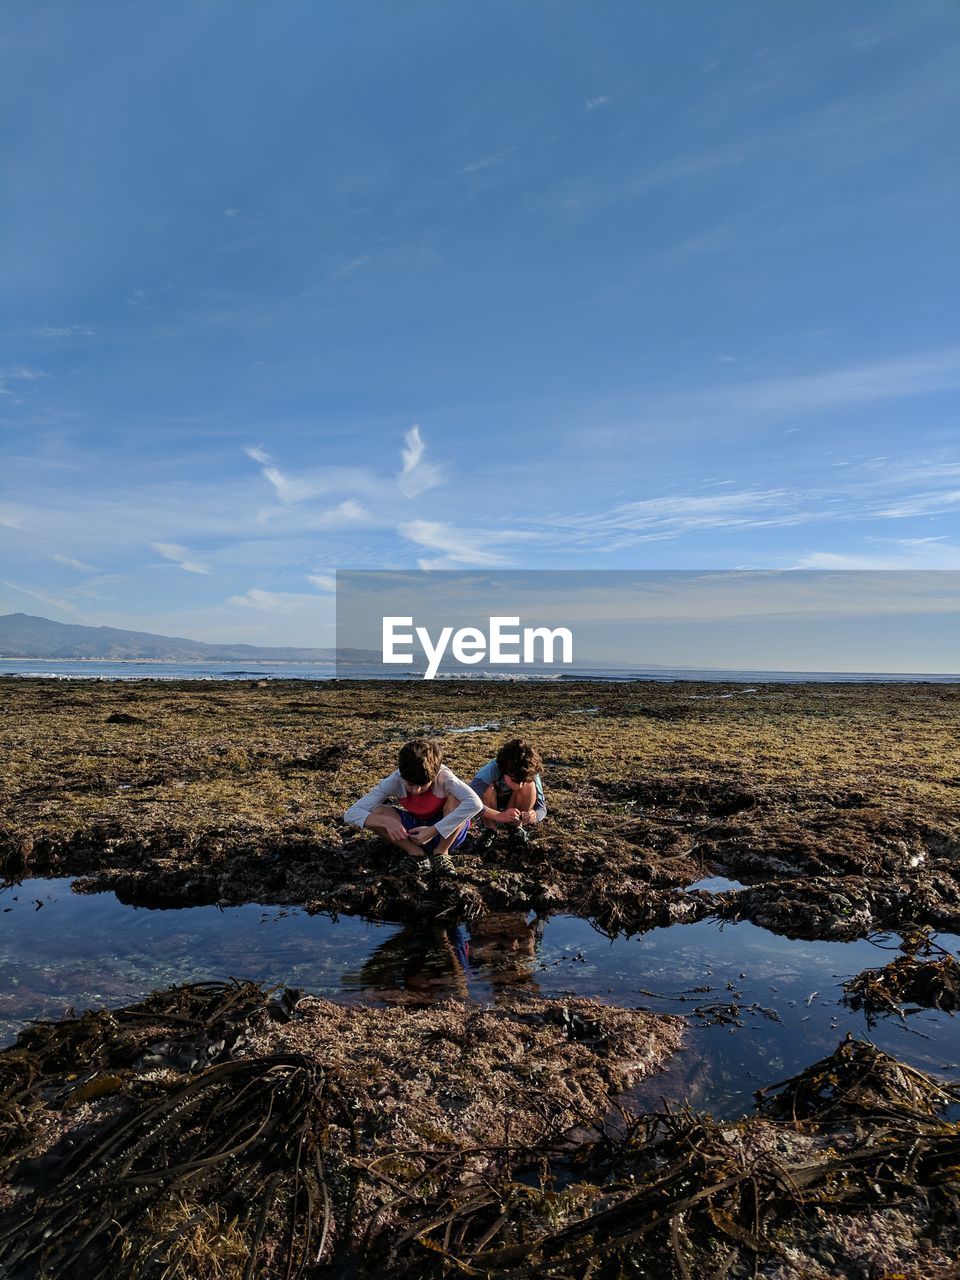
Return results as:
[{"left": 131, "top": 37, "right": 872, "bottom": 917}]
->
[
  {"left": 495, "top": 737, "right": 542, "bottom": 783},
  {"left": 397, "top": 738, "right": 443, "bottom": 786}
]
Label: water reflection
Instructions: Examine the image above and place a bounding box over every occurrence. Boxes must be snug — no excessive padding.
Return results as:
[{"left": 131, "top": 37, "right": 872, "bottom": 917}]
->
[
  {"left": 344, "top": 925, "right": 471, "bottom": 999},
  {"left": 343, "top": 912, "right": 543, "bottom": 1000}
]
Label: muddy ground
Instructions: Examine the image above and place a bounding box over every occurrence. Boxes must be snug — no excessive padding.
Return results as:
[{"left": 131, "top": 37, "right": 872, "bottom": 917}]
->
[{"left": 2, "top": 677, "right": 959, "bottom": 940}]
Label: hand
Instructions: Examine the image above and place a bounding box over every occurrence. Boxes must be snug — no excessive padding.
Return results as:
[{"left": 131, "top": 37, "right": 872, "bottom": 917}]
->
[
  {"left": 519, "top": 809, "right": 537, "bottom": 825},
  {"left": 380, "top": 815, "right": 408, "bottom": 843},
  {"left": 497, "top": 808, "right": 521, "bottom": 825},
  {"left": 408, "top": 824, "right": 438, "bottom": 846}
]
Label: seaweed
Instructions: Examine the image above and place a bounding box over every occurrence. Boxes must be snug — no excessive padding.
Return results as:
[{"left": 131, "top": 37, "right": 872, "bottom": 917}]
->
[
  {"left": 754, "top": 1032, "right": 960, "bottom": 1125},
  {"left": 843, "top": 944, "right": 960, "bottom": 1020},
  {"left": 3, "top": 679, "right": 959, "bottom": 940},
  {"left": 1, "top": 1054, "right": 347, "bottom": 1278},
  {"left": 5, "top": 983, "right": 960, "bottom": 1278},
  {"left": 0, "top": 982, "right": 681, "bottom": 1278}
]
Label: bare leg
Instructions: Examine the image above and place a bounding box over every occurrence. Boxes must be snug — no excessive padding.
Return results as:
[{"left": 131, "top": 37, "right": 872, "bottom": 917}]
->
[
  {"left": 479, "top": 784, "right": 502, "bottom": 830},
  {"left": 433, "top": 793, "right": 468, "bottom": 856},
  {"left": 508, "top": 781, "right": 537, "bottom": 822},
  {"left": 363, "top": 803, "right": 428, "bottom": 860}
]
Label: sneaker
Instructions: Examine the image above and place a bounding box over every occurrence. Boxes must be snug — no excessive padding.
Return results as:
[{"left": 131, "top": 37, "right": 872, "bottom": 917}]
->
[
  {"left": 431, "top": 851, "right": 456, "bottom": 877},
  {"left": 509, "top": 824, "right": 531, "bottom": 848},
  {"left": 410, "top": 857, "right": 430, "bottom": 876}
]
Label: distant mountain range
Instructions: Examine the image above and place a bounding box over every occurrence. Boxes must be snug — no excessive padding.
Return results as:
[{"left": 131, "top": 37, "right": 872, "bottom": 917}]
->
[{"left": 0, "top": 613, "right": 338, "bottom": 662}]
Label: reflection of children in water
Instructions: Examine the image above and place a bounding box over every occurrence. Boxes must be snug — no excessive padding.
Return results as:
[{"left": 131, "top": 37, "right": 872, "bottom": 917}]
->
[
  {"left": 468, "top": 913, "right": 542, "bottom": 989},
  {"left": 348, "top": 913, "right": 544, "bottom": 1000},
  {"left": 349, "top": 925, "right": 469, "bottom": 999}
]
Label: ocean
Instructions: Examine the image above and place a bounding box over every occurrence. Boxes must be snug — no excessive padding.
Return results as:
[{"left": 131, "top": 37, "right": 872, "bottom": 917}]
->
[{"left": 1, "top": 659, "right": 957, "bottom": 683}]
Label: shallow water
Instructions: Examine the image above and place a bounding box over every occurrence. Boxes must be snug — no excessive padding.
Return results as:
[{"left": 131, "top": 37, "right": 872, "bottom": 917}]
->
[
  {"left": 4, "top": 660, "right": 958, "bottom": 683},
  {"left": 684, "top": 875, "right": 747, "bottom": 894},
  {"left": 2, "top": 878, "right": 959, "bottom": 1118}
]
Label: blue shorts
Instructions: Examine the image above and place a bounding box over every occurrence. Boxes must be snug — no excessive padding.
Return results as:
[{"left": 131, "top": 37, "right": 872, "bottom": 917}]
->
[{"left": 398, "top": 809, "right": 471, "bottom": 853}]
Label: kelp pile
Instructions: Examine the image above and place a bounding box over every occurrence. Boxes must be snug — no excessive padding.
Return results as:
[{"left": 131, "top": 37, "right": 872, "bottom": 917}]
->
[
  {"left": 755, "top": 1031, "right": 960, "bottom": 1124},
  {"left": 0, "top": 982, "right": 350, "bottom": 1277},
  {"left": 843, "top": 933, "right": 960, "bottom": 1020},
  {"left": 4, "top": 982, "right": 960, "bottom": 1278},
  {"left": 0, "top": 981, "right": 681, "bottom": 1278},
  {"left": 367, "top": 1037, "right": 960, "bottom": 1279}
]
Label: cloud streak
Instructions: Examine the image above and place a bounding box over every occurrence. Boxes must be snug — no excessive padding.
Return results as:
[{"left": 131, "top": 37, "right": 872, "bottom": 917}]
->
[
  {"left": 151, "top": 542, "right": 211, "bottom": 575},
  {"left": 330, "top": 254, "right": 371, "bottom": 280},
  {"left": 795, "top": 539, "right": 960, "bottom": 570},
  {"left": 463, "top": 146, "right": 516, "bottom": 174},
  {"left": 228, "top": 587, "right": 333, "bottom": 612},
  {"left": 0, "top": 365, "right": 47, "bottom": 395},
  {"left": 398, "top": 424, "right": 444, "bottom": 498},
  {"left": 398, "top": 518, "right": 537, "bottom": 570},
  {"left": 12, "top": 324, "right": 93, "bottom": 338},
  {"left": 1, "top": 580, "right": 79, "bottom": 614},
  {"left": 50, "top": 553, "right": 97, "bottom": 572}
]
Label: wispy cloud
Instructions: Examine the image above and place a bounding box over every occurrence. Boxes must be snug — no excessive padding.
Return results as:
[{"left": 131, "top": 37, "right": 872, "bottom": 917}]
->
[
  {"left": 307, "top": 574, "right": 336, "bottom": 592},
  {"left": 531, "top": 454, "right": 960, "bottom": 554},
  {"left": 244, "top": 446, "right": 381, "bottom": 506},
  {"left": 578, "top": 347, "right": 960, "bottom": 446},
  {"left": 399, "top": 519, "right": 529, "bottom": 570},
  {"left": 50, "top": 553, "right": 97, "bottom": 572},
  {"left": 720, "top": 348, "right": 960, "bottom": 416},
  {"left": 795, "top": 538, "right": 960, "bottom": 570},
  {"left": 585, "top": 94, "right": 611, "bottom": 111},
  {"left": 308, "top": 499, "right": 372, "bottom": 529},
  {"left": 331, "top": 254, "right": 371, "bottom": 280},
  {"left": 228, "top": 587, "right": 331, "bottom": 611},
  {"left": 12, "top": 324, "right": 93, "bottom": 339},
  {"left": 245, "top": 428, "right": 446, "bottom": 511},
  {"left": 463, "top": 146, "right": 516, "bottom": 174},
  {"left": 556, "top": 489, "right": 808, "bottom": 549},
  {"left": 244, "top": 446, "right": 323, "bottom": 503},
  {"left": 0, "top": 365, "right": 48, "bottom": 394},
  {"left": 873, "top": 489, "right": 960, "bottom": 519},
  {"left": 126, "top": 283, "right": 172, "bottom": 307},
  {"left": 151, "top": 542, "right": 211, "bottom": 575},
  {"left": 1, "top": 580, "right": 79, "bottom": 614},
  {"left": 397, "top": 424, "right": 444, "bottom": 498}
]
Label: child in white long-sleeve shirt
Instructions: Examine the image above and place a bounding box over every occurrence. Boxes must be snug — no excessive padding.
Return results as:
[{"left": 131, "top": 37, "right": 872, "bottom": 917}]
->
[{"left": 343, "top": 738, "right": 481, "bottom": 876}]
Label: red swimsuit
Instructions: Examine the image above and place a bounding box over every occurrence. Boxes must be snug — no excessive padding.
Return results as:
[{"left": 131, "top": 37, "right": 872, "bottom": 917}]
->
[{"left": 398, "top": 789, "right": 444, "bottom": 823}]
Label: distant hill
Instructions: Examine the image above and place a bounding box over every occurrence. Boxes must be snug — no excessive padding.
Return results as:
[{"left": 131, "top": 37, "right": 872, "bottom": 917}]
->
[{"left": 0, "top": 613, "right": 338, "bottom": 662}]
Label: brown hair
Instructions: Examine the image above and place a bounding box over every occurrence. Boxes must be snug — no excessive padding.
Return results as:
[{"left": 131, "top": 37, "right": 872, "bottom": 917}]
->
[
  {"left": 398, "top": 738, "right": 443, "bottom": 786},
  {"left": 495, "top": 737, "right": 542, "bottom": 783}
]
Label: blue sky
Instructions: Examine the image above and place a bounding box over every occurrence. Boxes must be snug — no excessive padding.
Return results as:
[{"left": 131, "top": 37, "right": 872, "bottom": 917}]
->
[{"left": 2, "top": 1, "right": 959, "bottom": 649}]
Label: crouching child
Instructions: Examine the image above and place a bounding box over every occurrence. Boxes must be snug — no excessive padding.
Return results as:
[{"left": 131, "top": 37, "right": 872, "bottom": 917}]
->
[
  {"left": 343, "top": 738, "right": 482, "bottom": 877},
  {"left": 469, "top": 737, "right": 547, "bottom": 850}
]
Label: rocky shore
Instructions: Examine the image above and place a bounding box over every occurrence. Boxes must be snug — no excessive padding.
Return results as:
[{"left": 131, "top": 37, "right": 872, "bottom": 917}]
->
[{"left": 2, "top": 678, "right": 958, "bottom": 940}]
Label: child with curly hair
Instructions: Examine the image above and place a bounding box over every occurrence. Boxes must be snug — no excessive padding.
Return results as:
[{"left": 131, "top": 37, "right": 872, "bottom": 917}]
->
[{"left": 469, "top": 737, "right": 547, "bottom": 850}]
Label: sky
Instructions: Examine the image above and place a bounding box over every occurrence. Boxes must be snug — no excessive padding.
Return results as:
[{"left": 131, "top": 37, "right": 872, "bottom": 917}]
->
[
  {"left": 2, "top": 1, "right": 959, "bottom": 652},
  {"left": 337, "top": 571, "right": 960, "bottom": 674}
]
